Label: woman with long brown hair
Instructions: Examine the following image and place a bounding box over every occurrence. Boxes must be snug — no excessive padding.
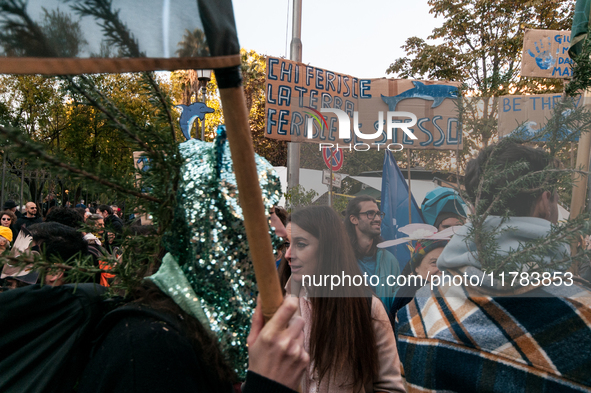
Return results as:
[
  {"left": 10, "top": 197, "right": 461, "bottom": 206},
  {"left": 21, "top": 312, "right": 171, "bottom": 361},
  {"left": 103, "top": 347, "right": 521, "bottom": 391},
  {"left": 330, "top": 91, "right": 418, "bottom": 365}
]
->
[{"left": 286, "top": 206, "right": 405, "bottom": 392}]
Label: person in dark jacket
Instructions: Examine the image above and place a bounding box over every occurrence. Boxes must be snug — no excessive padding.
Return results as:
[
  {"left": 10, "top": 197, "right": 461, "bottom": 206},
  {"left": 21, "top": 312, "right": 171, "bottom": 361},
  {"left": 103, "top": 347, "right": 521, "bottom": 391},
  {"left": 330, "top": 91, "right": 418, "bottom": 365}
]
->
[
  {"left": 97, "top": 204, "right": 123, "bottom": 252},
  {"left": 77, "top": 281, "right": 308, "bottom": 393},
  {"left": 15, "top": 202, "right": 42, "bottom": 233}
]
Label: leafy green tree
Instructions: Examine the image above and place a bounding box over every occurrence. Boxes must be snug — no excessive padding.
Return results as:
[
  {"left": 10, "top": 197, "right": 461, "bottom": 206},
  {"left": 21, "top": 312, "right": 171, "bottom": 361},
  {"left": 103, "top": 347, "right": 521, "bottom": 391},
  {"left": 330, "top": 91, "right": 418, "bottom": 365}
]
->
[
  {"left": 0, "top": 72, "right": 177, "bottom": 207},
  {"left": 387, "top": 0, "right": 575, "bottom": 173}
]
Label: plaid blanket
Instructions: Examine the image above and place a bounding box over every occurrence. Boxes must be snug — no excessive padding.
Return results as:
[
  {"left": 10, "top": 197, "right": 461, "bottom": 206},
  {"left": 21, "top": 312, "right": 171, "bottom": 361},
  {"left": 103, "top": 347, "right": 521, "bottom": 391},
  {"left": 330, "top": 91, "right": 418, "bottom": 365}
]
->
[{"left": 397, "top": 276, "right": 591, "bottom": 392}]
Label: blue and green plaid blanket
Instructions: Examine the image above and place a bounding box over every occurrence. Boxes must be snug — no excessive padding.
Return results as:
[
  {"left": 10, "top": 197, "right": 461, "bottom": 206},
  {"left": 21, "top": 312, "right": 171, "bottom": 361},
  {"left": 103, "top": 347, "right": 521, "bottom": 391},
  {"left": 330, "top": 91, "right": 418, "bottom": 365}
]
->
[{"left": 397, "top": 274, "right": 591, "bottom": 392}]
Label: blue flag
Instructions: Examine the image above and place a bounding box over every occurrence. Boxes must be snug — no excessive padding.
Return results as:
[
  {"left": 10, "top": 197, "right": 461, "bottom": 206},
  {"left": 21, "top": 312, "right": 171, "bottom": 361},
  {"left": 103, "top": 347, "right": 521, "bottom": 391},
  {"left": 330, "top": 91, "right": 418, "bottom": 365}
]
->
[{"left": 380, "top": 150, "right": 424, "bottom": 271}]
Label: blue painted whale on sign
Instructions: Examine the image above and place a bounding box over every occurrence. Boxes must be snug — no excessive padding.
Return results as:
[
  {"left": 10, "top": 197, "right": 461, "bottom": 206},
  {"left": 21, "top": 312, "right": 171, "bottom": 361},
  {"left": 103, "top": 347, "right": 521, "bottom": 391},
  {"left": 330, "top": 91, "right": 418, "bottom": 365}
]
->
[
  {"left": 381, "top": 81, "right": 459, "bottom": 111},
  {"left": 175, "top": 102, "right": 215, "bottom": 140}
]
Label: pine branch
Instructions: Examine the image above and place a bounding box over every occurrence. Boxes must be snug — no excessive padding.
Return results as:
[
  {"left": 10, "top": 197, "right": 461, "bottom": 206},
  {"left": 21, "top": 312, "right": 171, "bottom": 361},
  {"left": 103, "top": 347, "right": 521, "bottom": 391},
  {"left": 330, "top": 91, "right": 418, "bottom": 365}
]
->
[
  {"left": 494, "top": 223, "right": 584, "bottom": 273},
  {"left": 65, "top": 0, "right": 141, "bottom": 57},
  {"left": 144, "top": 73, "right": 176, "bottom": 144}
]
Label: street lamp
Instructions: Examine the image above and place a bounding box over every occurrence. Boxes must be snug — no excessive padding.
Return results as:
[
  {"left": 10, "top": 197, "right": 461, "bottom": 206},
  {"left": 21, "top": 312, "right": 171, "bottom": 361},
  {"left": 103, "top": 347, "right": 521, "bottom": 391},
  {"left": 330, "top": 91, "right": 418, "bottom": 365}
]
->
[{"left": 196, "top": 69, "right": 212, "bottom": 140}]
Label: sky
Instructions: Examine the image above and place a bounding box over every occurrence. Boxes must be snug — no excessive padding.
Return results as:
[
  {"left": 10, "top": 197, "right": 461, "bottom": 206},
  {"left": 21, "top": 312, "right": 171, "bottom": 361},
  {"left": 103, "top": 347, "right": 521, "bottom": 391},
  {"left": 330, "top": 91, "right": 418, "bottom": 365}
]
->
[{"left": 232, "top": 0, "right": 443, "bottom": 79}]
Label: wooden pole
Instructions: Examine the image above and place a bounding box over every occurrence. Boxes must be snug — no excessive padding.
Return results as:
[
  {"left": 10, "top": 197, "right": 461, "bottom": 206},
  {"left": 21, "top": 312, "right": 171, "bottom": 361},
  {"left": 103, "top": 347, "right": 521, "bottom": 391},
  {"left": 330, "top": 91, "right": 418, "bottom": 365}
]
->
[
  {"left": 1, "top": 151, "right": 6, "bottom": 208},
  {"left": 569, "top": 94, "right": 591, "bottom": 221},
  {"left": 329, "top": 151, "right": 333, "bottom": 207},
  {"left": 219, "top": 86, "right": 283, "bottom": 322},
  {"left": 408, "top": 149, "right": 412, "bottom": 224},
  {"left": 569, "top": 131, "right": 591, "bottom": 220},
  {"left": 20, "top": 159, "right": 24, "bottom": 211}
]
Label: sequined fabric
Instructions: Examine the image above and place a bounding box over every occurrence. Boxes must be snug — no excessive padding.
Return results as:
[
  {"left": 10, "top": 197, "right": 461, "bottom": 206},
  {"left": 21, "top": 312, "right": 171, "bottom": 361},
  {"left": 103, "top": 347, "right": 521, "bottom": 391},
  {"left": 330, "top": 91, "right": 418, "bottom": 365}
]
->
[{"left": 162, "top": 130, "right": 282, "bottom": 378}]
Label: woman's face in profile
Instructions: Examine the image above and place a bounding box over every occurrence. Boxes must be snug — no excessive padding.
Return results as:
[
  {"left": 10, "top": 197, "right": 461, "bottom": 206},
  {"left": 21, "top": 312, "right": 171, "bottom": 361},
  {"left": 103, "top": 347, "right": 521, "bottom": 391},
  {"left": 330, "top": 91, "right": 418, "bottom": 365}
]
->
[
  {"left": 285, "top": 223, "right": 319, "bottom": 283},
  {"left": 415, "top": 247, "right": 443, "bottom": 282}
]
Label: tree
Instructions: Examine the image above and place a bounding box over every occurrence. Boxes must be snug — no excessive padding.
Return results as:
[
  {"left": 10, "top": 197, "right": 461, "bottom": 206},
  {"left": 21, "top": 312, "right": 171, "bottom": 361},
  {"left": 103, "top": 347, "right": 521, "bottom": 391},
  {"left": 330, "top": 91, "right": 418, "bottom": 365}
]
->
[
  {"left": 386, "top": 0, "right": 591, "bottom": 277},
  {"left": 175, "top": 28, "right": 210, "bottom": 106},
  {"left": 387, "top": 0, "right": 575, "bottom": 169},
  {"left": 240, "top": 50, "right": 287, "bottom": 166},
  {"left": 0, "top": 72, "right": 178, "bottom": 208}
]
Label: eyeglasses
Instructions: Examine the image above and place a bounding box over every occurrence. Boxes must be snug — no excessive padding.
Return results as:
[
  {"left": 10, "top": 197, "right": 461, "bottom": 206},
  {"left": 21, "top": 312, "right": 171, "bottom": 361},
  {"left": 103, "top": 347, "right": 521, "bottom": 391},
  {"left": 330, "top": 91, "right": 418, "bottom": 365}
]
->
[
  {"left": 358, "top": 210, "right": 385, "bottom": 220},
  {"left": 1, "top": 217, "right": 10, "bottom": 221}
]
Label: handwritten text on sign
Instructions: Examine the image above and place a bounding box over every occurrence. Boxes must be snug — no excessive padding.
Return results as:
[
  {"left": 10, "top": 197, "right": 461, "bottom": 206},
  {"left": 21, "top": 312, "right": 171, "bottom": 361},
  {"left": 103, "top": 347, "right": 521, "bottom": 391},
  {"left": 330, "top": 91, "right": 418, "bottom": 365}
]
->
[
  {"left": 265, "top": 57, "right": 462, "bottom": 150},
  {"left": 498, "top": 93, "right": 584, "bottom": 139},
  {"left": 521, "top": 29, "right": 572, "bottom": 79}
]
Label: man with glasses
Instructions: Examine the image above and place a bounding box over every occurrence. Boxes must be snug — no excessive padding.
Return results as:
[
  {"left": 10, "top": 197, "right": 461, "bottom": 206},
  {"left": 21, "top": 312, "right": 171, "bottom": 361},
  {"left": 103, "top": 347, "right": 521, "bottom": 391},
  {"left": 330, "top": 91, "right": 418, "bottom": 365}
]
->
[
  {"left": 344, "top": 195, "right": 400, "bottom": 314},
  {"left": 15, "top": 202, "right": 42, "bottom": 234}
]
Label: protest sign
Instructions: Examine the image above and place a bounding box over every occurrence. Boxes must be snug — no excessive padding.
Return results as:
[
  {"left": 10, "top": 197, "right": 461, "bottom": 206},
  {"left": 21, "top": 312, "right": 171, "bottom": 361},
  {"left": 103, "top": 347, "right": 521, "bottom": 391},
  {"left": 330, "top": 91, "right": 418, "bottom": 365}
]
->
[
  {"left": 265, "top": 56, "right": 462, "bottom": 150},
  {"left": 521, "top": 29, "right": 573, "bottom": 78},
  {"left": 498, "top": 93, "right": 584, "bottom": 139}
]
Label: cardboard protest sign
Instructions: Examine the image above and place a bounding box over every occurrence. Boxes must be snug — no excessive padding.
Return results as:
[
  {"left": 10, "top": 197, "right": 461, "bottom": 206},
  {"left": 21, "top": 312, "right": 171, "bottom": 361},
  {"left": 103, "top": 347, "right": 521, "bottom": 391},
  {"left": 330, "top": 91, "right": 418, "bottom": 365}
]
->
[
  {"left": 521, "top": 29, "right": 573, "bottom": 78},
  {"left": 265, "top": 56, "right": 462, "bottom": 150},
  {"left": 498, "top": 93, "right": 584, "bottom": 139}
]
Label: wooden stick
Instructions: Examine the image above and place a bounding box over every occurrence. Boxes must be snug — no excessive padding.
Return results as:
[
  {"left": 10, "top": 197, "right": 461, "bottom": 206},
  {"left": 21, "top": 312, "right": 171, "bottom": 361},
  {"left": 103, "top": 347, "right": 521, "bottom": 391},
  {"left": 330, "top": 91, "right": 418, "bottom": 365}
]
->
[
  {"left": 408, "top": 149, "right": 412, "bottom": 224},
  {"left": 569, "top": 95, "right": 591, "bottom": 221},
  {"left": 219, "top": 87, "right": 283, "bottom": 322}
]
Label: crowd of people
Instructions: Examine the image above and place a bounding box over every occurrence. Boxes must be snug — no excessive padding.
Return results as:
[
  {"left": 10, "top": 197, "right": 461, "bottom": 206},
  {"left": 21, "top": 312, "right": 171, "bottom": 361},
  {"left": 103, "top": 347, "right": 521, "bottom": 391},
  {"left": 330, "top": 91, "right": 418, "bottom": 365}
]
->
[
  {"left": 0, "top": 201, "right": 126, "bottom": 289},
  {"left": 1, "top": 140, "right": 591, "bottom": 392}
]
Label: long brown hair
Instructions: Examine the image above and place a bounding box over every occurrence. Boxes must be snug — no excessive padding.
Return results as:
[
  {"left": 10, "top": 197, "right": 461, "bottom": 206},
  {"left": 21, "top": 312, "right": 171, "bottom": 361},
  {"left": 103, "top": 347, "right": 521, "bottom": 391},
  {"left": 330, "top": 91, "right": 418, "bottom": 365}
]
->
[{"left": 289, "top": 206, "right": 378, "bottom": 390}]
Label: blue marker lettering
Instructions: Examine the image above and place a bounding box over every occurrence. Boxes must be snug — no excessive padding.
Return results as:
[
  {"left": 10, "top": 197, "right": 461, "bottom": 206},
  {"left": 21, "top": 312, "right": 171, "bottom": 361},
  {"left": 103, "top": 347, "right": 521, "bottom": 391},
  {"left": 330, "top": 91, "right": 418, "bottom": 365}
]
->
[
  {"left": 433, "top": 116, "right": 445, "bottom": 147},
  {"left": 360, "top": 80, "right": 372, "bottom": 98},
  {"left": 321, "top": 93, "right": 332, "bottom": 108},
  {"left": 326, "top": 71, "right": 336, "bottom": 92},
  {"left": 310, "top": 90, "right": 318, "bottom": 109},
  {"left": 280, "top": 62, "right": 292, "bottom": 82},
  {"left": 513, "top": 97, "right": 521, "bottom": 112},
  {"left": 343, "top": 77, "right": 350, "bottom": 97},
  {"left": 268, "top": 58, "right": 279, "bottom": 80},
  {"left": 267, "top": 84, "right": 276, "bottom": 104},
  {"left": 267, "top": 109, "right": 277, "bottom": 134},
  {"left": 417, "top": 118, "right": 433, "bottom": 146},
  {"left": 291, "top": 111, "right": 303, "bottom": 136},
  {"left": 294, "top": 86, "right": 308, "bottom": 107},
  {"left": 315, "top": 68, "right": 324, "bottom": 90},
  {"left": 306, "top": 66, "right": 314, "bottom": 86},
  {"left": 352, "top": 78, "right": 359, "bottom": 98},
  {"left": 278, "top": 86, "right": 291, "bottom": 106},
  {"left": 278, "top": 110, "right": 289, "bottom": 135}
]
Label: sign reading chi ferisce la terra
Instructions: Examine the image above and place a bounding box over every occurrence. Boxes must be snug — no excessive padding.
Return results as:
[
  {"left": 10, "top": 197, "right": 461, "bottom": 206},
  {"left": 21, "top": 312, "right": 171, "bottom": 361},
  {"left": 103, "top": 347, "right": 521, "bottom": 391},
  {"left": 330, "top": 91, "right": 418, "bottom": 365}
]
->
[
  {"left": 265, "top": 56, "right": 462, "bottom": 150},
  {"left": 498, "top": 93, "right": 586, "bottom": 140},
  {"left": 521, "top": 29, "right": 573, "bottom": 79}
]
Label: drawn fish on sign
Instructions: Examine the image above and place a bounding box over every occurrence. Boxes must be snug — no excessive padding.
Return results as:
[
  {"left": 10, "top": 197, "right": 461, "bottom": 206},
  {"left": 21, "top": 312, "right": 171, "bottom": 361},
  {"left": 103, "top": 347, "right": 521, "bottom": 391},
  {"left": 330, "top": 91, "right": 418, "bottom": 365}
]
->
[
  {"left": 175, "top": 102, "right": 215, "bottom": 140},
  {"left": 381, "top": 81, "right": 458, "bottom": 111}
]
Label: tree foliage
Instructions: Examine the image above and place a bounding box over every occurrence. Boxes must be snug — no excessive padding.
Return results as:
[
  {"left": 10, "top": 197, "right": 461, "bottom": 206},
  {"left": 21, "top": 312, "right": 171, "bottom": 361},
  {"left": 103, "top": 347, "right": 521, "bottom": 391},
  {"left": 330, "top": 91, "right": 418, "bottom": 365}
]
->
[{"left": 387, "top": 0, "right": 576, "bottom": 168}]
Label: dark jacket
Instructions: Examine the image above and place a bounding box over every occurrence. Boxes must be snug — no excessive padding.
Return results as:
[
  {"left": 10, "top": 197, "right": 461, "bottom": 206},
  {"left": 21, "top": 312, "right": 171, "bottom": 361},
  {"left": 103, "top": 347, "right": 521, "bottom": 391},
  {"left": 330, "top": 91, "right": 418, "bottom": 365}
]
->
[
  {"left": 104, "top": 214, "right": 123, "bottom": 233},
  {"left": 103, "top": 214, "right": 124, "bottom": 253},
  {"left": 77, "top": 307, "right": 296, "bottom": 393},
  {"left": 15, "top": 215, "right": 42, "bottom": 233}
]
